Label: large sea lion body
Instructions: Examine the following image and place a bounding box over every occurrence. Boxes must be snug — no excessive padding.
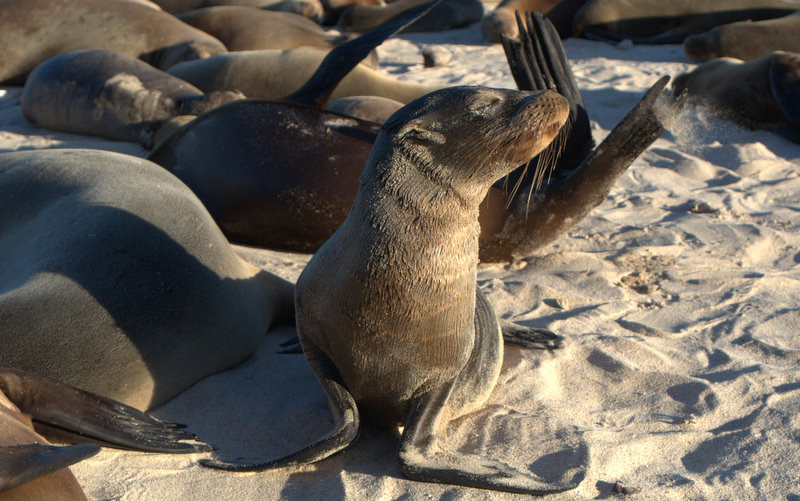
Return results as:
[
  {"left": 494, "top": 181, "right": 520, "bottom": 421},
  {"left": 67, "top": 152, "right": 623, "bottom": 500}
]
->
[
  {"left": 482, "top": 0, "right": 588, "bottom": 42},
  {"left": 0, "top": 149, "right": 294, "bottom": 411},
  {"left": 166, "top": 48, "right": 435, "bottom": 101},
  {"left": 336, "top": 0, "right": 483, "bottom": 33},
  {"left": 572, "top": 0, "right": 799, "bottom": 43},
  {"left": 684, "top": 11, "right": 800, "bottom": 61},
  {"left": 202, "top": 86, "right": 582, "bottom": 494},
  {"left": 21, "top": 50, "right": 244, "bottom": 149},
  {"left": 0, "top": 0, "right": 228, "bottom": 85},
  {"left": 672, "top": 51, "right": 800, "bottom": 142}
]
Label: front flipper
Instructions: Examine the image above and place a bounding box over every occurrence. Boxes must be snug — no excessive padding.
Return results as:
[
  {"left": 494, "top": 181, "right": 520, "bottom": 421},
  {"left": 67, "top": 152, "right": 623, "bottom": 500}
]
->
[
  {"left": 0, "top": 369, "right": 210, "bottom": 454},
  {"left": 0, "top": 443, "right": 99, "bottom": 493},
  {"left": 200, "top": 346, "right": 359, "bottom": 471},
  {"left": 398, "top": 289, "right": 579, "bottom": 494}
]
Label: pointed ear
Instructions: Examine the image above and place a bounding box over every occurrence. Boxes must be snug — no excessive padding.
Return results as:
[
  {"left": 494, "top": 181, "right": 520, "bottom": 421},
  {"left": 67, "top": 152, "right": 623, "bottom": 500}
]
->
[{"left": 769, "top": 53, "right": 800, "bottom": 126}]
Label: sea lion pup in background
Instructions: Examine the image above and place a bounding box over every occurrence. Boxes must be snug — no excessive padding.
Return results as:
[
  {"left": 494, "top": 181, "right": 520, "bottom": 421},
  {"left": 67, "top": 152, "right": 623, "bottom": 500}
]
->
[
  {"left": 0, "top": 369, "right": 209, "bottom": 500},
  {"left": 201, "top": 84, "right": 582, "bottom": 495},
  {"left": 572, "top": 0, "right": 799, "bottom": 44},
  {"left": 684, "top": 11, "right": 800, "bottom": 62},
  {"left": 20, "top": 50, "right": 244, "bottom": 149},
  {"left": 482, "top": 0, "right": 588, "bottom": 42},
  {"left": 336, "top": 0, "right": 483, "bottom": 33},
  {"left": 0, "top": 0, "right": 228, "bottom": 85},
  {"left": 672, "top": 51, "right": 800, "bottom": 144},
  {"left": 166, "top": 47, "right": 430, "bottom": 101},
  {"left": 0, "top": 149, "right": 295, "bottom": 411}
]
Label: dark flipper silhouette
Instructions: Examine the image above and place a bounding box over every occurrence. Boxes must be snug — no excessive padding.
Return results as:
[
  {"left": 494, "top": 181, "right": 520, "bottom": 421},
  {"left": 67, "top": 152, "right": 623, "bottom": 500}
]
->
[
  {"left": 481, "top": 12, "right": 681, "bottom": 261},
  {"left": 287, "top": 0, "right": 441, "bottom": 109},
  {"left": 0, "top": 368, "right": 210, "bottom": 454},
  {"left": 501, "top": 11, "right": 593, "bottom": 174}
]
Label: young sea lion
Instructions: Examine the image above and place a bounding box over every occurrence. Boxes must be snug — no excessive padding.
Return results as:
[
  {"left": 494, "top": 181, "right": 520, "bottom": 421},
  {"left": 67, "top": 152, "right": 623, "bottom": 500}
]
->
[
  {"left": 201, "top": 85, "right": 581, "bottom": 495},
  {"left": 20, "top": 50, "right": 244, "bottom": 149},
  {"left": 684, "top": 11, "right": 800, "bottom": 61},
  {"left": 0, "top": 0, "right": 228, "bottom": 85}
]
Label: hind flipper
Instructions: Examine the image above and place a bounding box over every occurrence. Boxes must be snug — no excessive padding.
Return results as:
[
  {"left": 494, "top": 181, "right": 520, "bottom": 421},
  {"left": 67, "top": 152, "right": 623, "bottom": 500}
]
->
[
  {"left": 0, "top": 443, "right": 99, "bottom": 492},
  {"left": 287, "top": 0, "right": 440, "bottom": 108},
  {"left": 200, "top": 344, "right": 359, "bottom": 471},
  {"left": 0, "top": 369, "right": 210, "bottom": 454}
]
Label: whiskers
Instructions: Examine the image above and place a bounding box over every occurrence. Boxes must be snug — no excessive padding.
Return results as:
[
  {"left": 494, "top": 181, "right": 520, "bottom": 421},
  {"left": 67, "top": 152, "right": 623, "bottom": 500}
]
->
[{"left": 503, "top": 113, "right": 571, "bottom": 212}]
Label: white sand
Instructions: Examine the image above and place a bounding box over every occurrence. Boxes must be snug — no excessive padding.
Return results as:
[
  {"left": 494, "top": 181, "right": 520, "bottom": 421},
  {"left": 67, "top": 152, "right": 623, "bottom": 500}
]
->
[{"left": 3, "top": 14, "right": 800, "bottom": 501}]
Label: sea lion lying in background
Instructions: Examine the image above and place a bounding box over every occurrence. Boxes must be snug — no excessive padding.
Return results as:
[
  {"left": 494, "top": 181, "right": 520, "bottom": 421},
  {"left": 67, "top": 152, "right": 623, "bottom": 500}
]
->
[
  {"left": 684, "top": 11, "right": 800, "bottom": 61},
  {"left": 335, "top": 0, "right": 483, "bottom": 33},
  {"left": 572, "top": 0, "right": 798, "bottom": 44},
  {"left": 0, "top": 0, "right": 227, "bottom": 85},
  {"left": 481, "top": 0, "right": 588, "bottom": 42},
  {"left": 673, "top": 51, "right": 800, "bottom": 143},
  {"left": 21, "top": 50, "right": 244, "bottom": 149}
]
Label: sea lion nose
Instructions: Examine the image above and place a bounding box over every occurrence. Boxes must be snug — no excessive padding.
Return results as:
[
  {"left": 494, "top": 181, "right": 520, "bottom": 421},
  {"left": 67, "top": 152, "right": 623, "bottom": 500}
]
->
[{"left": 515, "top": 90, "right": 570, "bottom": 128}]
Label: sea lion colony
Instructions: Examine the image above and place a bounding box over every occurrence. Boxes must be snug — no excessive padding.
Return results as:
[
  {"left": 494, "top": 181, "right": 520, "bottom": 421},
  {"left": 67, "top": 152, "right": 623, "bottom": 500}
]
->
[{"left": 0, "top": 0, "right": 794, "bottom": 497}]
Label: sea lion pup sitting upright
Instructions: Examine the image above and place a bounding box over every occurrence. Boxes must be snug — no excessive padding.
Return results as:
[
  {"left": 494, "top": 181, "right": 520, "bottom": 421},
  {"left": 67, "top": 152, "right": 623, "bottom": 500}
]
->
[
  {"left": 572, "top": 0, "right": 799, "bottom": 44},
  {"left": 0, "top": 0, "right": 228, "bottom": 85},
  {"left": 202, "top": 85, "right": 581, "bottom": 494},
  {"left": 20, "top": 50, "right": 244, "bottom": 149},
  {"left": 0, "top": 369, "right": 210, "bottom": 500},
  {"left": 0, "top": 149, "right": 295, "bottom": 411},
  {"left": 672, "top": 51, "right": 800, "bottom": 143},
  {"left": 684, "top": 11, "right": 800, "bottom": 62}
]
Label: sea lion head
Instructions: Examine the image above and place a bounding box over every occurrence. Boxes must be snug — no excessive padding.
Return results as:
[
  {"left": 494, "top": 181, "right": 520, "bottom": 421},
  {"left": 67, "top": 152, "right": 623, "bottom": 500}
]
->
[{"left": 377, "top": 86, "right": 569, "bottom": 203}]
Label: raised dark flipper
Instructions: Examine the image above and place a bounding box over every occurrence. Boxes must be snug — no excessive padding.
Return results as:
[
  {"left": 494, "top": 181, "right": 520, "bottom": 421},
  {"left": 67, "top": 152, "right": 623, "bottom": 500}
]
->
[
  {"left": 0, "top": 443, "right": 99, "bottom": 493},
  {"left": 287, "top": 0, "right": 441, "bottom": 109},
  {"left": 501, "top": 322, "right": 561, "bottom": 350},
  {"left": 0, "top": 369, "right": 210, "bottom": 454},
  {"left": 398, "top": 289, "right": 580, "bottom": 494},
  {"left": 200, "top": 345, "right": 359, "bottom": 471},
  {"left": 501, "top": 12, "right": 594, "bottom": 176},
  {"left": 480, "top": 75, "right": 679, "bottom": 262}
]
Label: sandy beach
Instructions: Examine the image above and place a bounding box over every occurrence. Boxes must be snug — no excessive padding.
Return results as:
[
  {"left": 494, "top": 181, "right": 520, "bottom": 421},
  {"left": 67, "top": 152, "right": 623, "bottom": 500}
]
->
[{"left": 2, "top": 8, "right": 800, "bottom": 500}]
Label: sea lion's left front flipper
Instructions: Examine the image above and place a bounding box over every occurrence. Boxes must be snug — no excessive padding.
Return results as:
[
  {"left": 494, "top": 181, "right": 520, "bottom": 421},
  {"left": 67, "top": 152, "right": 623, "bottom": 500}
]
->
[
  {"left": 0, "top": 443, "right": 99, "bottom": 492},
  {"left": 769, "top": 52, "right": 800, "bottom": 142},
  {"left": 398, "top": 290, "right": 581, "bottom": 494},
  {"left": 0, "top": 369, "right": 210, "bottom": 453}
]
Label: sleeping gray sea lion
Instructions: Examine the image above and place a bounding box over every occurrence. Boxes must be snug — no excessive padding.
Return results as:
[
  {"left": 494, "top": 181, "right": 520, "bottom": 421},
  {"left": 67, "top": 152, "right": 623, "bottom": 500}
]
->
[
  {"left": 336, "top": 0, "right": 484, "bottom": 33},
  {"left": 572, "top": 0, "right": 799, "bottom": 43},
  {"left": 200, "top": 85, "right": 584, "bottom": 495},
  {"left": 684, "top": 11, "right": 800, "bottom": 61},
  {"left": 21, "top": 50, "right": 244, "bottom": 149},
  {"left": 0, "top": 0, "right": 228, "bottom": 85},
  {"left": 166, "top": 47, "right": 431, "bottom": 101},
  {"left": 176, "top": 6, "right": 360, "bottom": 53},
  {"left": 0, "top": 368, "right": 209, "bottom": 499},
  {"left": 672, "top": 51, "right": 800, "bottom": 143},
  {"left": 0, "top": 149, "right": 294, "bottom": 411}
]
